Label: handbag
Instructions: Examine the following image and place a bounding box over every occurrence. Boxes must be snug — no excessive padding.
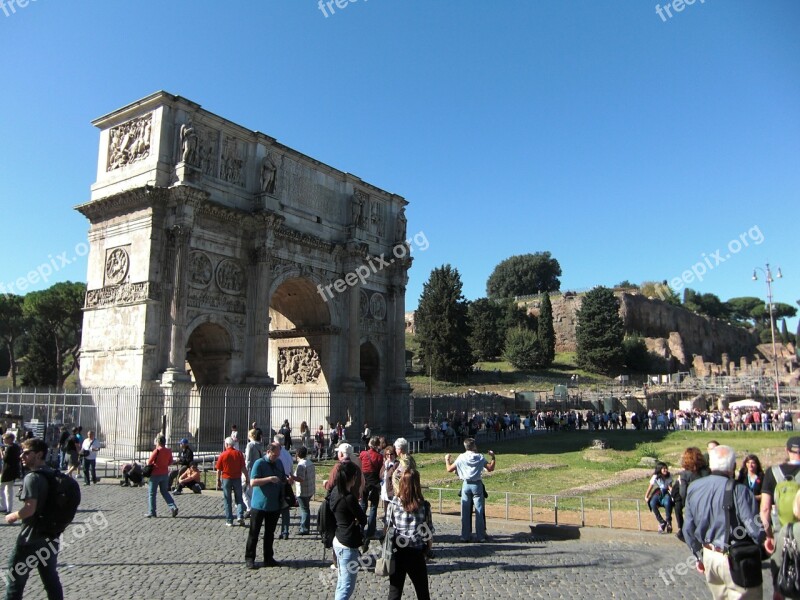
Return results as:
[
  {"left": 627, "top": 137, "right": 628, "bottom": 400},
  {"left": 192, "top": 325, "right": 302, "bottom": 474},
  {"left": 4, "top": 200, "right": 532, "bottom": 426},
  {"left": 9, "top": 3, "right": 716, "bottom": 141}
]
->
[
  {"left": 375, "top": 524, "right": 395, "bottom": 577},
  {"left": 776, "top": 524, "right": 800, "bottom": 598},
  {"left": 142, "top": 448, "right": 159, "bottom": 478},
  {"left": 724, "top": 479, "right": 763, "bottom": 588},
  {"left": 283, "top": 482, "right": 297, "bottom": 508}
]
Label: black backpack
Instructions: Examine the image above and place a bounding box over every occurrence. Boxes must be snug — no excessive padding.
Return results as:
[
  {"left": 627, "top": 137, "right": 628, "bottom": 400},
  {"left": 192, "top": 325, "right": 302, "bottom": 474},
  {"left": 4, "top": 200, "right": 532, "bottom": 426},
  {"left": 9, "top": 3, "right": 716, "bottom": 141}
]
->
[
  {"left": 35, "top": 469, "right": 81, "bottom": 538},
  {"left": 777, "top": 524, "right": 800, "bottom": 599},
  {"left": 316, "top": 491, "right": 337, "bottom": 548}
]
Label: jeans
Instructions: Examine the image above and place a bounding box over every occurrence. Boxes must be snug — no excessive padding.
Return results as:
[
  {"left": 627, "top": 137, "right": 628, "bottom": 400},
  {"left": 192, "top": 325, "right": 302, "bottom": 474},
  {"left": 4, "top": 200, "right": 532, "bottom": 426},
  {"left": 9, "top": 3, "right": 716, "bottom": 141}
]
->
[
  {"left": 388, "top": 546, "right": 430, "bottom": 600},
  {"left": 221, "top": 477, "right": 244, "bottom": 523},
  {"left": 360, "top": 484, "right": 380, "bottom": 539},
  {"left": 245, "top": 509, "right": 280, "bottom": 563},
  {"left": 82, "top": 459, "right": 97, "bottom": 485},
  {"left": 280, "top": 506, "right": 290, "bottom": 535},
  {"left": 148, "top": 474, "right": 176, "bottom": 517},
  {"left": 460, "top": 481, "right": 486, "bottom": 541},
  {"left": 0, "top": 481, "right": 14, "bottom": 513},
  {"left": 297, "top": 496, "right": 311, "bottom": 533},
  {"left": 333, "top": 542, "right": 360, "bottom": 600},
  {"left": 649, "top": 491, "right": 673, "bottom": 525},
  {"left": 5, "top": 539, "right": 63, "bottom": 600}
]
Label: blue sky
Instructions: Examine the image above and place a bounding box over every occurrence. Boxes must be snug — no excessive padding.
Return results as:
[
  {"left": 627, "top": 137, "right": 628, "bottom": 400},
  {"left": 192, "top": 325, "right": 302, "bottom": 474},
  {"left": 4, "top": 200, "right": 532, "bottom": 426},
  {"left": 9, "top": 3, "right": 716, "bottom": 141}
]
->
[{"left": 1, "top": 0, "right": 798, "bottom": 333}]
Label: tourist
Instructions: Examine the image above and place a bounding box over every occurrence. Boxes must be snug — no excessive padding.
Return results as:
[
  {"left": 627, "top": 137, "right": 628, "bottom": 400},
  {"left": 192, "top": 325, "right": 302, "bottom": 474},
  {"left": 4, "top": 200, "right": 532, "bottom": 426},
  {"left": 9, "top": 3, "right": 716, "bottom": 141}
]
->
[
  {"left": 80, "top": 430, "right": 101, "bottom": 486},
  {"left": 444, "top": 438, "right": 495, "bottom": 542},
  {"left": 359, "top": 436, "right": 384, "bottom": 552},
  {"left": 683, "top": 445, "right": 765, "bottom": 599},
  {"left": 4, "top": 438, "right": 64, "bottom": 599},
  {"left": 273, "top": 434, "right": 294, "bottom": 539},
  {"left": 243, "top": 429, "right": 264, "bottom": 514},
  {"left": 314, "top": 425, "right": 326, "bottom": 461},
  {"left": 392, "top": 437, "right": 416, "bottom": 492},
  {"left": 64, "top": 427, "right": 81, "bottom": 479},
  {"left": 215, "top": 436, "right": 248, "bottom": 526},
  {"left": 672, "top": 447, "right": 709, "bottom": 542},
  {"left": 645, "top": 462, "right": 674, "bottom": 533},
  {"left": 299, "top": 421, "right": 311, "bottom": 451},
  {"left": 386, "top": 469, "right": 433, "bottom": 600},
  {"left": 279, "top": 420, "right": 292, "bottom": 450},
  {"left": 169, "top": 438, "right": 194, "bottom": 490},
  {"left": 294, "top": 446, "right": 315, "bottom": 535},
  {"left": 736, "top": 454, "right": 764, "bottom": 504},
  {"left": 174, "top": 461, "right": 203, "bottom": 494},
  {"left": 380, "top": 445, "right": 398, "bottom": 529},
  {"left": 330, "top": 461, "right": 367, "bottom": 600},
  {"left": 0, "top": 432, "right": 21, "bottom": 514},
  {"left": 760, "top": 437, "right": 800, "bottom": 557},
  {"left": 245, "top": 442, "right": 286, "bottom": 569},
  {"left": 145, "top": 435, "right": 178, "bottom": 518}
]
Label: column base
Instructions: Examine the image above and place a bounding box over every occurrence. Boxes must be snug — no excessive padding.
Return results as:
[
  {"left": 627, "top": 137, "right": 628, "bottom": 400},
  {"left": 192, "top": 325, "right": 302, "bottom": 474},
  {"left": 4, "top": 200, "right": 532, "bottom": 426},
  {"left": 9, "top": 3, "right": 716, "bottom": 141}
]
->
[
  {"left": 244, "top": 375, "right": 275, "bottom": 387},
  {"left": 160, "top": 368, "right": 191, "bottom": 385}
]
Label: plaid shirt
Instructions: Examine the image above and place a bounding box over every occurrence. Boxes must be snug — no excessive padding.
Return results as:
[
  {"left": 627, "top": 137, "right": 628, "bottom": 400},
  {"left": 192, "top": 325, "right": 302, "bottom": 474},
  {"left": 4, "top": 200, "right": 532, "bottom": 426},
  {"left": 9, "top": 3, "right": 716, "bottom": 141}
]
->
[{"left": 387, "top": 497, "right": 434, "bottom": 549}]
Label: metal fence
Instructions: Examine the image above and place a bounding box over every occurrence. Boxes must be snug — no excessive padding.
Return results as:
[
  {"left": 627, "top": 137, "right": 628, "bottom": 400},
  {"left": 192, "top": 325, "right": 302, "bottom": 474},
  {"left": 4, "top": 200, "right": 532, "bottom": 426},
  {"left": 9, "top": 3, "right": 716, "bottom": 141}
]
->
[
  {"left": 0, "top": 386, "right": 331, "bottom": 462},
  {"left": 409, "top": 393, "right": 535, "bottom": 424}
]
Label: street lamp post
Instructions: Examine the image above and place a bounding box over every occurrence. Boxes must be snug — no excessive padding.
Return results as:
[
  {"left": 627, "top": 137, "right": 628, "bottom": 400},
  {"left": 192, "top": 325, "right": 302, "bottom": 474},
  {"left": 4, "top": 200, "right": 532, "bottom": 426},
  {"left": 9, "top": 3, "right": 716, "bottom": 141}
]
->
[{"left": 753, "top": 263, "right": 783, "bottom": 412}]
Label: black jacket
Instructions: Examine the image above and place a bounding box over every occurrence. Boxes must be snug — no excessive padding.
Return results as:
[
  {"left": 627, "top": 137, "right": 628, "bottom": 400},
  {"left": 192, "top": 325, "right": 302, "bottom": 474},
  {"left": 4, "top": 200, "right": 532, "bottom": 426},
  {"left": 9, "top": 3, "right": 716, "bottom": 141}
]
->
[
  {"left": 1, "top": 443, "right": 21, "bottom": 483},
  {"left": 330, "top": 487, "right": 367, "bottom": 548}
]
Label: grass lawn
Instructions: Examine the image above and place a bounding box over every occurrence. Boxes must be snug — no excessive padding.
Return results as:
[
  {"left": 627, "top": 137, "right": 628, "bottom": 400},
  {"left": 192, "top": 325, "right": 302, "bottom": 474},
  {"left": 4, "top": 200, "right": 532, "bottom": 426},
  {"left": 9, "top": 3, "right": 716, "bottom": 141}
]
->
[{"left": 405, "top": 429, "right": 792, "bottom": 504}]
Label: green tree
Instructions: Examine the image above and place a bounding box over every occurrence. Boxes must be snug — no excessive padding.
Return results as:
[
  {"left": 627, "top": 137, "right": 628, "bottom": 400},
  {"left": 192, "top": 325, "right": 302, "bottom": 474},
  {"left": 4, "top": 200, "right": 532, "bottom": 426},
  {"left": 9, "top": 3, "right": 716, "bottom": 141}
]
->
[
  {"left": 0, "top": 294, "right": 26, "bottom": 388},
  {"left": 725, "top": 296, "right": 763, "bottom": 326},
  {"left": 502, "top": 298, "right": 537, "bottom": 332},
  {"left": 20, "top": 321, "right": 59, "bottom": 387},
  {"left": 486, "top": 252, "right": 561, "bottom": 299},
  {"left": 504, "top": 327, "right": 544, "bottom": 370},
  {"left": 615, "top": 280, "right": 636, "bottom": 289},
  {"left": 415, "top": 265, "right": 473, "bottom": 380},
  {"left": 576, "top": 286, "right": 625, "bottom": 374},
  {"left": 640, "top": 281, "right": 681, "bottom": 306},
  {"left": 622, "top": 334, "right": 650, "bottom": 372},
  {"left": 21, "top": 281, "right": 85, "bottom": 388},
  {"left": 467, "top": 298, "right": 505, "bottom": 361},
  {"left": 682, "top": 289, "right": 730, "bottom": 319},
  {"left": 537, "top": 292, "right": 555, "bottom": 367}
]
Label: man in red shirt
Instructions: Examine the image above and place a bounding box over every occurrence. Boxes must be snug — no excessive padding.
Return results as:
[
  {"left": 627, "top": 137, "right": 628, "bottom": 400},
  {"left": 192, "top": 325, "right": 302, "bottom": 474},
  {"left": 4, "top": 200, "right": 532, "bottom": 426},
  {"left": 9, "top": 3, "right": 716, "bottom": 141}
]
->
[
  {"left": 216, "top": 437, "right": 250, "bottom": 526},
  {"left": 359, "top": 436, "right": 384, "bottom": 550}
]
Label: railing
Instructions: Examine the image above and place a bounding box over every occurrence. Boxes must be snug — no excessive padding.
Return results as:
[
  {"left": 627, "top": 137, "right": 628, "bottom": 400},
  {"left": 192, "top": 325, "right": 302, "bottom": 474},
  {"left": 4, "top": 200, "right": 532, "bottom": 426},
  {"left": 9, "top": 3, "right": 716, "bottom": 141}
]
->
[{"left": 425, "top": 487, "right": 654, "bottom": 531}]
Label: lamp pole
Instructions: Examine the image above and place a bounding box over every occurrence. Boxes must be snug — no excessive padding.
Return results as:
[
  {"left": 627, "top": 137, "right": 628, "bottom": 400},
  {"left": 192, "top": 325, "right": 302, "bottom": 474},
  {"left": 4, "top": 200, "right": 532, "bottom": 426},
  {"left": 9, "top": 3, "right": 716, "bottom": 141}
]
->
[{"left": 753, "top": 264, "right": 783, "bottom": 412}]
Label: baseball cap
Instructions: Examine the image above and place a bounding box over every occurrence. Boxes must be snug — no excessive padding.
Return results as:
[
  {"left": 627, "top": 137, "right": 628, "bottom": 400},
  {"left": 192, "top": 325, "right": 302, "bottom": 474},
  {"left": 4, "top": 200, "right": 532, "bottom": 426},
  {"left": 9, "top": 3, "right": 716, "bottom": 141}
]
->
[
  {"left": 787, "top": 437, "right": 800, "bottom": 453},
  {"left": 180, "top": 438, "right": 189, "bottom": 445}
]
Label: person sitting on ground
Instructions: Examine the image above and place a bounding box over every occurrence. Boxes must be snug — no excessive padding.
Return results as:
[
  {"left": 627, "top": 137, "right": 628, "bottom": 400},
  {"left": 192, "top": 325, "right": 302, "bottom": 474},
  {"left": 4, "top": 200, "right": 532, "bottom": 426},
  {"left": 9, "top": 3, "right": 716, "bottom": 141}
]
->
[
  {"left": 169, "top": 438, "right": 194, "bottom": 490},
  {"left": 121, "top": 460, "right": 144, "bottom": 487},
  {"left": 175, "top": 461, "right": 204, "bottom": 494},
  {"left": 645, "top": 462, "right": 674, "bottom": 534}
]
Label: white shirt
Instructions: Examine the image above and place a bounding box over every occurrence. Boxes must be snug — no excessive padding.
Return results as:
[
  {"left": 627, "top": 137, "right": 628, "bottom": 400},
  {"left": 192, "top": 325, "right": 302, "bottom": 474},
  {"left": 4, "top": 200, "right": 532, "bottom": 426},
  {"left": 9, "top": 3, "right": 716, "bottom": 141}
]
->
[{"left": 81, "top": 438, "right": 101, "bottom": 460}]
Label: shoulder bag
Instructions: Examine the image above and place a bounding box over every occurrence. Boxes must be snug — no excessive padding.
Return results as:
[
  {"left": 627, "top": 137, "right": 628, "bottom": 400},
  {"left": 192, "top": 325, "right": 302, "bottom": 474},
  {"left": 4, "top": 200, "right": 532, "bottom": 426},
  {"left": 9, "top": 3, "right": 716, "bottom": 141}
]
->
[
  {"left": 142, "top": 448, "right": 159, "bottom": 478},
  {"left": 375, "top": 523, "right": 396, "bottom": 576},
  {"left": 724, "top": 479, "right": 763, "bottom": 588}
]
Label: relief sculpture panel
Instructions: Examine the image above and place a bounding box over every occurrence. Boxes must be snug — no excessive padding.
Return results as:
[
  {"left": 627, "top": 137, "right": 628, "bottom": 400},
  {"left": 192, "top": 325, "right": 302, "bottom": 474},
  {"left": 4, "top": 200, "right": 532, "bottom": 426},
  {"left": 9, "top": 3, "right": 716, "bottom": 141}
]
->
[
  {"left": 278, "top": 346, "right": 322, "bottom": 385},
  {"left": 107, "top": 114, "right": 152, "bottom": 171}
]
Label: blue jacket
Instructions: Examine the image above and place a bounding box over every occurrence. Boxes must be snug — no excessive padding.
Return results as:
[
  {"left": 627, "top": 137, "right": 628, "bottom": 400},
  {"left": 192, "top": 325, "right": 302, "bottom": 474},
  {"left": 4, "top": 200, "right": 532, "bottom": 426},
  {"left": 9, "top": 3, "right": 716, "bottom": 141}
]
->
[{"left": 250, "top": 457, "right": 285, "bottom": 512}]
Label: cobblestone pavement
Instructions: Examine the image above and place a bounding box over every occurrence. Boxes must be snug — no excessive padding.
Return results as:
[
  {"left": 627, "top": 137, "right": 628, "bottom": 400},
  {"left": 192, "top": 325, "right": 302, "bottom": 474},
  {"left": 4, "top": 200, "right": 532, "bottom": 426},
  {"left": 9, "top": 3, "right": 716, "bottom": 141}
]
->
[{"left": 0, "top": 481, "right": 775, "bottom": 599}]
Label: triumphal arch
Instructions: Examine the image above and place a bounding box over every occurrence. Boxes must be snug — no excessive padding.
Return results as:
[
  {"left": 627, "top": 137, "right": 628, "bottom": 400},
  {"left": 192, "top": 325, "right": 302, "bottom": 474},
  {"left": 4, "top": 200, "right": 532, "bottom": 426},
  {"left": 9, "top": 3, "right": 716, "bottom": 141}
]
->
[{"left": 76, "top": 91, "right": 411, "bottom": 438}]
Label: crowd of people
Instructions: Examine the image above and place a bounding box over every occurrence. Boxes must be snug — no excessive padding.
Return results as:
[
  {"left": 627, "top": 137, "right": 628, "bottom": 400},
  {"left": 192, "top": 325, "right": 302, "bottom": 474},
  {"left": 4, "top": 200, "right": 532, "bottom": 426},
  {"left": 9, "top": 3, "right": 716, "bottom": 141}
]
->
[{"left": 644, "top": 437, "right": 800, "bottom": 599}]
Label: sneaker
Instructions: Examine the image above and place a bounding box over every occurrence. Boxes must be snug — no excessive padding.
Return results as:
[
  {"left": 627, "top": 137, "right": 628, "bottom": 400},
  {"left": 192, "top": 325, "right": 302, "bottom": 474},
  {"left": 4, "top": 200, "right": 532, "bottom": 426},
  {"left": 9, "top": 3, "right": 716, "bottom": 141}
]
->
[
  {"left": 192, "top": 484, "right": 202, "bottom": 494},
  {"left": 263, "top": 559, "right": 280, "bottom": 568},
  {"left": 226, "top": 522, "right": 234, "bottom": 527},
  {"left": 171, "top": 507, "right": 179, "bottom": 518},
  {"left": 245, "top": 559, "right": 257, "bottom": 570},
  {"left": 666, "top": 523, "right": 673, "bottom": 534},
  {"left": 145, "top": 513, "right": 156, "bottom": 518},
  {"left": 658, "top": 523, "right": 666, "bottom": 534},
  {"left": 329, "top": 564, "right": 337, "bottom": 570},
  {"left": 244, "top": 510, "right": 251, "bottom": 518},
  {"left": 174, "top": 489, "right": 182, "bottom": 495},
  {"left": 237, "top": 518, "right": 246, "bottom": 527}
]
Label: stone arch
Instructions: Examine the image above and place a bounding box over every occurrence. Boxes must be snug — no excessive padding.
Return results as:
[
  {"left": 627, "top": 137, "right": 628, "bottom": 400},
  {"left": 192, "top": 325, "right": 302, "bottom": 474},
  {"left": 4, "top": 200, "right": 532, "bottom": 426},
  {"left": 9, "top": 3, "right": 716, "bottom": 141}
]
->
[
  {"left": 268, "top": 275, "right": 334, "bottom": 389},
  {"left": 185, "top": 319, "right": 233, "bottom": 386}
]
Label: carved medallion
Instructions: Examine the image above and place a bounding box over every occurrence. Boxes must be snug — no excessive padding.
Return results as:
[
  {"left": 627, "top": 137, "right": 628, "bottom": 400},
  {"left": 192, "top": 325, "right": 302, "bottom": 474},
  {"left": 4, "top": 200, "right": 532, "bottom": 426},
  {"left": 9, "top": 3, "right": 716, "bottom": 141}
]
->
[
  {"left": 216, "top": 259, "right": 245, "bottom": 294},
  {"left": 370, "top": 292, "right": 387, "bottom": 321},
  {"left": 105, "top": 247, "right": 130, "bottom": 285},
  {"left": 189, "top": 251, "right": 213, "bottom": 288}
]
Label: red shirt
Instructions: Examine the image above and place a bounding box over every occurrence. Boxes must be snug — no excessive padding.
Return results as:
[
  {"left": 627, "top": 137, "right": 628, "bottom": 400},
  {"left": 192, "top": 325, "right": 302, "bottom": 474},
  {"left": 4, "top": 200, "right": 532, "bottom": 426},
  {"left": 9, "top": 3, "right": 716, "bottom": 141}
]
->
[
  {"left": 148, "top": 447, "right": 173, "bottom": 477},
  {"left": 216, "top": 447, "right": 246, "bottom": 480}
]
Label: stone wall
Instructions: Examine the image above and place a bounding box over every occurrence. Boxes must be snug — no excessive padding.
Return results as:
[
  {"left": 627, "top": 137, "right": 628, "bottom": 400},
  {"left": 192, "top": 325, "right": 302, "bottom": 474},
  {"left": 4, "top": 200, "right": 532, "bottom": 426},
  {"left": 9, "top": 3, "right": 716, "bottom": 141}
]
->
[{"left": 524, "top": 291, "right": 760, "bottom": 368}]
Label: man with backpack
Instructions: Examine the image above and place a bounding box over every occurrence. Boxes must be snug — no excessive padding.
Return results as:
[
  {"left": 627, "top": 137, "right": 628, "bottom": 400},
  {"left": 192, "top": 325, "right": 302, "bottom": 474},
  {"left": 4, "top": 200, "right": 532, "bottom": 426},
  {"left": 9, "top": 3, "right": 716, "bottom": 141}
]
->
[
  {"left": 760, "top": 436, "right": 800, "bottom": 595},
  {"left": 5, "top": 438, "right": 67, "bottom": 599}
]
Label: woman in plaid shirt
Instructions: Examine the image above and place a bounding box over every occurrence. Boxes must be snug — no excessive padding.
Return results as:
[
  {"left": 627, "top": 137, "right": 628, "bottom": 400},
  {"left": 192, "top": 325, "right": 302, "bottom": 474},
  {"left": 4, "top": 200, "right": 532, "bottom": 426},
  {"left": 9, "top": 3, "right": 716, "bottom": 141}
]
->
[{"left": 386, "top": 469, "right": 433, "bottom": 600}]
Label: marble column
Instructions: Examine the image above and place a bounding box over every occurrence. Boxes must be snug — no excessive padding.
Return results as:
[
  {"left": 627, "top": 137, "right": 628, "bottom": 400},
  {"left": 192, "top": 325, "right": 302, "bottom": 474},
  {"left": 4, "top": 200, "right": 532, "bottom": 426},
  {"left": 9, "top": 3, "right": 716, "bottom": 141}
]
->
[
  {"left": 245, "top": 247, "right": 274, "bottom": 385},
  {"left": 162, "top": 225, "right": 191, "bottom": 383}
]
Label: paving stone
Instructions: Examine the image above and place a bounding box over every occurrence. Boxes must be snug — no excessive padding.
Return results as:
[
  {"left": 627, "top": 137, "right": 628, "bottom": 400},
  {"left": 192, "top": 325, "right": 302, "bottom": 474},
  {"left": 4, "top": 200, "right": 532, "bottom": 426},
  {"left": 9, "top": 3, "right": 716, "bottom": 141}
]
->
[{"left": 0, "top": 481, "right": 774, "bottom": 599}]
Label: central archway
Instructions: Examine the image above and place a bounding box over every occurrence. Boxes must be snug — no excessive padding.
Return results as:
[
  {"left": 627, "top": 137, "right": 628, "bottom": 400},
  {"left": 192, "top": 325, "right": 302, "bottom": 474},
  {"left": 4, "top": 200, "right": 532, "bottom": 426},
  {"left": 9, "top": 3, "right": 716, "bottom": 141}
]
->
[
  {"left": 186, "top": 322, "right": 232, "bottom": 386},
  {"left": 360, "top": 341, "right": 380, "bottom": 426}
]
